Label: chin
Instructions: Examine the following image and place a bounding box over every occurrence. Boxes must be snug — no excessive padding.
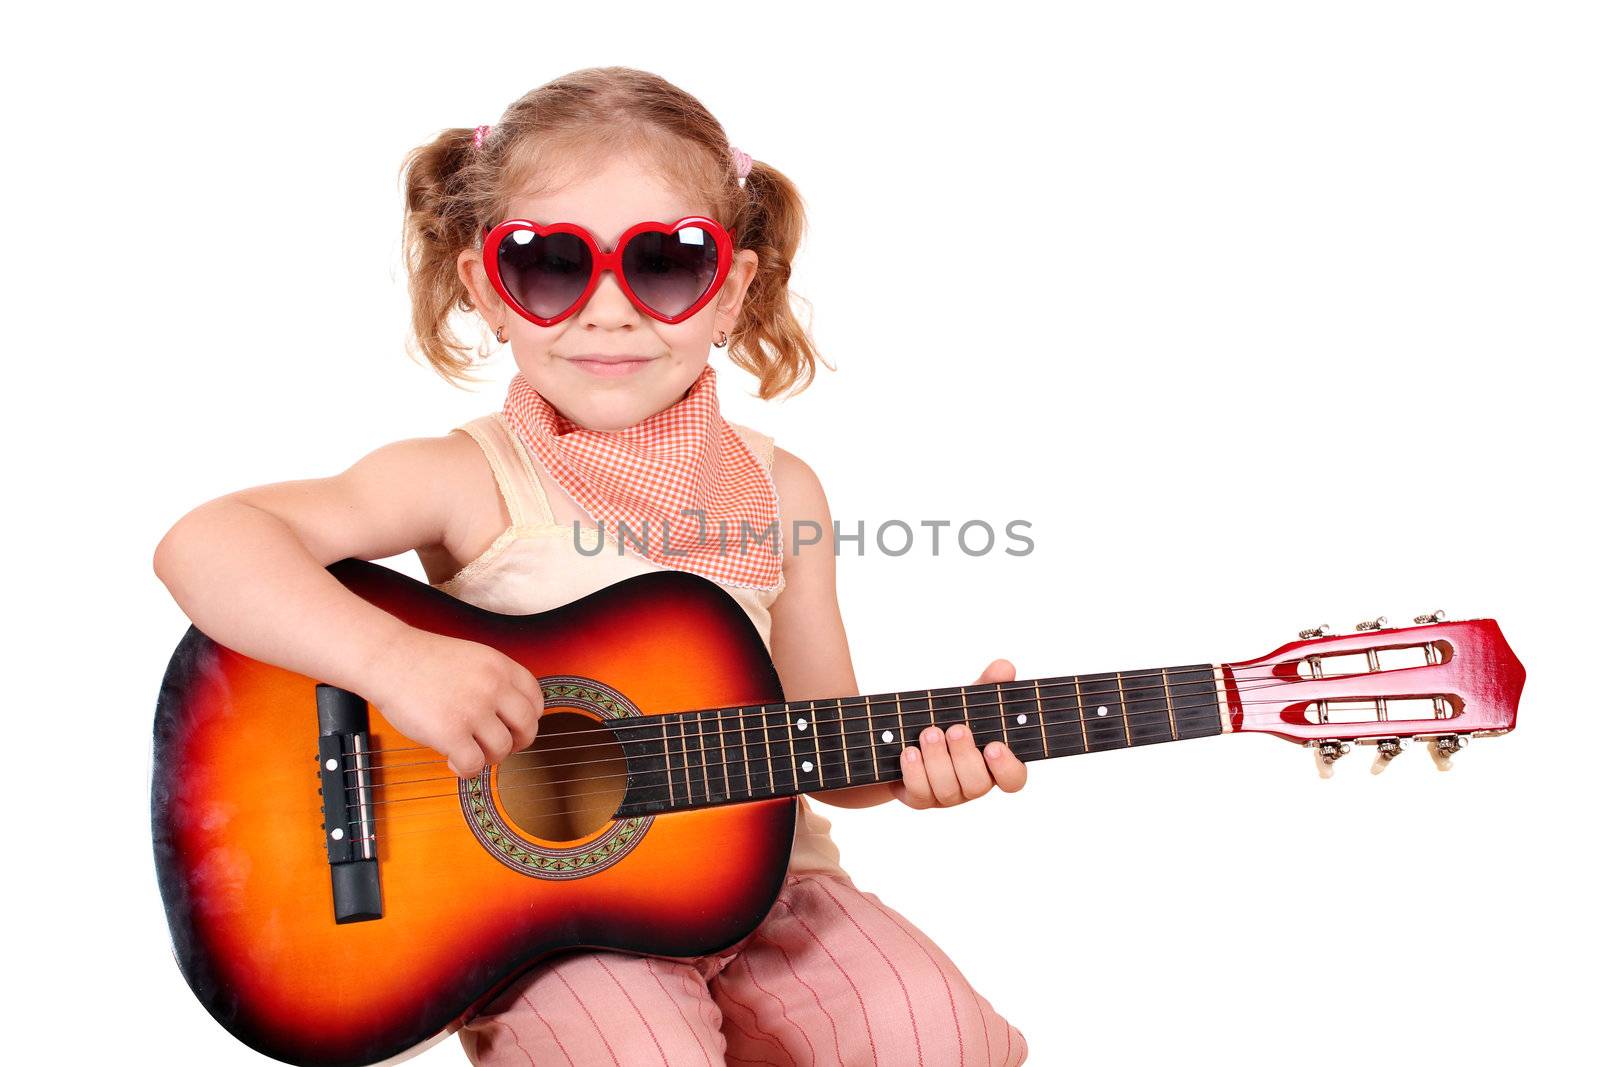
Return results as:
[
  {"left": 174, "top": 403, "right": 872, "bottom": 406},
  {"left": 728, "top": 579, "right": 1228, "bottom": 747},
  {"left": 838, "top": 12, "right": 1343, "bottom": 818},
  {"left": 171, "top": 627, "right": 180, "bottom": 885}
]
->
[{"left": 567, "top": 393, "right": 663, "bottom": 433}]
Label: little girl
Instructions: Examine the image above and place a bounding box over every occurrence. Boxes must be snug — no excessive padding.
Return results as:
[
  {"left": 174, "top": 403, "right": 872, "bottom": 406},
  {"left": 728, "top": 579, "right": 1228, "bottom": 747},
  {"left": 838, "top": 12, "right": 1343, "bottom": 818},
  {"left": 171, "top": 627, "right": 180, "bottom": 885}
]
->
[{"left": 154, "top": 66, "right": 1029, "bottom": 1066}]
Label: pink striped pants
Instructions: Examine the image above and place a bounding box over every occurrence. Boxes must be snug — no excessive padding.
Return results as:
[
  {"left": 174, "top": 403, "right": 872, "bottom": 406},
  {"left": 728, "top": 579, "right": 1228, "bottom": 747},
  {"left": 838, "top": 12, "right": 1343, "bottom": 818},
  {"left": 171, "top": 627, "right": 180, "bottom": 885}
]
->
[{"left": 459, "top": 871, "right": 1028, "bottom": 1066}]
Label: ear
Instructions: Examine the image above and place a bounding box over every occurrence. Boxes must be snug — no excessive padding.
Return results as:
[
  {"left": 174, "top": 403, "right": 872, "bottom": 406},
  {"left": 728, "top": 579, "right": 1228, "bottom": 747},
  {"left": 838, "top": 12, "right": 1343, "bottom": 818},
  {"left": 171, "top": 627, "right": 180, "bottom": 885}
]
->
[
  {"left": 457, "top": 246, "right": 506, "bottom": 325},
  {"left": 712, "top": 248, "right": 760, "bottom": 337}
]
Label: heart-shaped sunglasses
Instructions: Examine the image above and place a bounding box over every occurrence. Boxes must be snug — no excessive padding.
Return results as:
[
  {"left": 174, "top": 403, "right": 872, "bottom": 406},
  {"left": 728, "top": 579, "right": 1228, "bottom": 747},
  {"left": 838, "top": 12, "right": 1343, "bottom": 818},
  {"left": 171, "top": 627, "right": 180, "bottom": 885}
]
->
[{"left": 481, "top": 215, "right": 737, "bottom": 327}]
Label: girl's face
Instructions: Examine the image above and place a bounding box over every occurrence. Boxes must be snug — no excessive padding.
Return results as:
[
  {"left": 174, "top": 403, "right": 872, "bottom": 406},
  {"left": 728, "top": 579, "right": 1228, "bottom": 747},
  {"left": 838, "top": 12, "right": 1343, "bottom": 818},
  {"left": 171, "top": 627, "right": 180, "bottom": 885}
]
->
[{"left": 458, "top": 150, "right": 759, "bottom": 432}]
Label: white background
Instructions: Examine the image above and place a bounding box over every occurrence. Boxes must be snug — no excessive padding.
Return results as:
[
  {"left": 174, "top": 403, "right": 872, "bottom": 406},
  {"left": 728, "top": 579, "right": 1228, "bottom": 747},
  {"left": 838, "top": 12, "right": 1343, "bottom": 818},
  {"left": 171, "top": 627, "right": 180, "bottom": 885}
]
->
[{"left": 6, "top": 2, "right": 1596, "bottom": 1064}]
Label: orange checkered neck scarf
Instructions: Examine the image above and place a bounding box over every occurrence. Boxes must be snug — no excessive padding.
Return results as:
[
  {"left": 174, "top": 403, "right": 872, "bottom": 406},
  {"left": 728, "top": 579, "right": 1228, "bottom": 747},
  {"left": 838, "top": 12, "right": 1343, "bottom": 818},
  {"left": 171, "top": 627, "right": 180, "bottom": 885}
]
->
[{"left": 501, "top": 363, "right": 783, "bottom": 591}]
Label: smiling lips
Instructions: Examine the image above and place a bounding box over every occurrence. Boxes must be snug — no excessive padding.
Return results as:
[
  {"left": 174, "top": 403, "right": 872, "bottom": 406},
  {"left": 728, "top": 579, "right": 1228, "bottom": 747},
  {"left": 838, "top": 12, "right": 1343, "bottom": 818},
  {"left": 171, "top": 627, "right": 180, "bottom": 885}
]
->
[{"left": 565, "top": 354, "right": 656, "bottom": 377}]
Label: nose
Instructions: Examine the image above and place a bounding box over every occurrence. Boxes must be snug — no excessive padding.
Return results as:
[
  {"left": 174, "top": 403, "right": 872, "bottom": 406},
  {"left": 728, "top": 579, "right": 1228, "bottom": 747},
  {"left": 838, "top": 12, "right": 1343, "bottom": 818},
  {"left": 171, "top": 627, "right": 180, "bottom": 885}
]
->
[{"left": 576, "top": 266, "right": 641, "bottom": 327}]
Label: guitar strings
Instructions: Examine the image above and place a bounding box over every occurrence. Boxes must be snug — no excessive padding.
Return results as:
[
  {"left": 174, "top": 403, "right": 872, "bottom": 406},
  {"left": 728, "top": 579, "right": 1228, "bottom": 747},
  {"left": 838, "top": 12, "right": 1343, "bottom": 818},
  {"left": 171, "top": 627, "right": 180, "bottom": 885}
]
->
[
  {"left": 333, "top": 685, "right": 1403, "bottom": 838},
  {"left": 338, "top": 670, "right": 1291, "bottom": 791},
  {"left": 337, "top": 665, "right": 1403, "bottom": 783},
  {"left": 336, "top": 671, "right": 1300, "bottom": 796},
  {"left": 335, "top": 660, "right": 1392, "bottom": 761},
  {"left": 341, "top": 709, "right": 1216, "bottom": 849}
]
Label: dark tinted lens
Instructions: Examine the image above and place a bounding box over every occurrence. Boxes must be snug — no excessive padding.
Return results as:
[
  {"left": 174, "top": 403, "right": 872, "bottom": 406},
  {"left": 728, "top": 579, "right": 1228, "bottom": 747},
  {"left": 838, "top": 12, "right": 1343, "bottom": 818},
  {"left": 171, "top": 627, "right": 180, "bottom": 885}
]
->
[
  {"left": 497, "top": 231, "right": 592, "bottom": 319},
  {"left": 621, "top": 226, "right": 719, "bottom": 317}
]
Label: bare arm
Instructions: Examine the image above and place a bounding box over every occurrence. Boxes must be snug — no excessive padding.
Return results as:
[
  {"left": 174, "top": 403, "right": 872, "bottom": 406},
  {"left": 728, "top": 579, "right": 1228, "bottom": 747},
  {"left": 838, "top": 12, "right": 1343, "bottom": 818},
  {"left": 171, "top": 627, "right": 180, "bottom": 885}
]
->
[
  {"left": 767, "top": 446, "right": 1027, "bottom": 811},
  {"left": 152, "top": 432, "right": 543, "bottom": 776}
]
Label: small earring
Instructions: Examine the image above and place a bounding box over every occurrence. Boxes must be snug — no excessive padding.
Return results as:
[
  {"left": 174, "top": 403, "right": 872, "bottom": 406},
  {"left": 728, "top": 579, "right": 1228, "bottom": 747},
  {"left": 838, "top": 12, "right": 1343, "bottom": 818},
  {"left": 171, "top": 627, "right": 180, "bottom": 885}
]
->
[
  {"left": 495, "top": 324, "right": 508, "bottom": 345},
  {"left": 713, "top": 330, "right": 729, "bottom": 348}
]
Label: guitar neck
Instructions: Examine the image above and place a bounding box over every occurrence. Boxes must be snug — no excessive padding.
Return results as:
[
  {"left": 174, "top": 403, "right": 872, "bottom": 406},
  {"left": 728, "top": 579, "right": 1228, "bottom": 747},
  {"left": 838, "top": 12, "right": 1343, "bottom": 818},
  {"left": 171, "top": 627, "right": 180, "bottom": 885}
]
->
[{"left": 615, "top": 664, "right": 1228, "bottom": 817}]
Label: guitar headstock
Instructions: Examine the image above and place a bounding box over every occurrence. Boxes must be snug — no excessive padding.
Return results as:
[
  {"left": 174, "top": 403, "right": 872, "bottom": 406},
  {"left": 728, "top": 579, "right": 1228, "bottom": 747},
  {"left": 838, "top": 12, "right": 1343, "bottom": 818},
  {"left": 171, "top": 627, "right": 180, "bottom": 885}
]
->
[{"left": 1221, "top": 611, "right": 1524, "bottom": 776}]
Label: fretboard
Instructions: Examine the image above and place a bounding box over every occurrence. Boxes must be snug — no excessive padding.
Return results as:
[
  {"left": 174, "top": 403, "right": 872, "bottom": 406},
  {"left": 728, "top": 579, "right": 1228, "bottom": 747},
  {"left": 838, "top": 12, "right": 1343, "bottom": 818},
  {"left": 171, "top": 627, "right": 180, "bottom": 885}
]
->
[{"left": 614, "top": 665, "right": 1224, "bottom": 817}]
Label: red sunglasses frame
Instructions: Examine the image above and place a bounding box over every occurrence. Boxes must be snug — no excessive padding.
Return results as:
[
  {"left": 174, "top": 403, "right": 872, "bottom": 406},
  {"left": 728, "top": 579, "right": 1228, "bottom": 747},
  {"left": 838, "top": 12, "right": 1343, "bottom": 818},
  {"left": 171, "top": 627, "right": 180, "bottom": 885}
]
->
[{"left": 481, "top": 215, "right": 738, "bottom": 327}]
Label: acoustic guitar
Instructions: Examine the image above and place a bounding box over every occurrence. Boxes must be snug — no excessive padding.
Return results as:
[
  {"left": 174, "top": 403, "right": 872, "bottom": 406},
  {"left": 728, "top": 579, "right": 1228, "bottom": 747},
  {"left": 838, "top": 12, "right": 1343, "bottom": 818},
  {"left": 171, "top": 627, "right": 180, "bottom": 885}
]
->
[{"left": 151, "top": 558, "right": 1525, "bottom": 1066}]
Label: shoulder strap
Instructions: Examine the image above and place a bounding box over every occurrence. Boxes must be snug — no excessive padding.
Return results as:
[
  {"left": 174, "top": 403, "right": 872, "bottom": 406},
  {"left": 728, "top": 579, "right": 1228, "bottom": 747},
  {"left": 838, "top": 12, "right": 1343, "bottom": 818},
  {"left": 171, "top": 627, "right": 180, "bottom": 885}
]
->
[{"left": 450, "top": 414, "right": 556, "bottom": 526}]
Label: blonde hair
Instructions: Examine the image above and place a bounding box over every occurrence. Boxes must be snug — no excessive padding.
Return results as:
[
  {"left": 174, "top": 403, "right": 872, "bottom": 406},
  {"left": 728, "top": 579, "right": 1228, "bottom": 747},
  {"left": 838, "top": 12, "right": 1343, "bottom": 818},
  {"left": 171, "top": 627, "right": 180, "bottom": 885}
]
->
[{"left": 398, "top": 66, "right": 827, "bottom": 399}]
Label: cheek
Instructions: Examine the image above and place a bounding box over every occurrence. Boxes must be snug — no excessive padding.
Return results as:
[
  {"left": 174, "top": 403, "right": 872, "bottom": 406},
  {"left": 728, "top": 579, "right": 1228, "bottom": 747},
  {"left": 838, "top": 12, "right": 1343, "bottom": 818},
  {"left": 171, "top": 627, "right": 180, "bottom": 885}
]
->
[{"left": 668, "top": 302, "right": 726, "bottom": 345}]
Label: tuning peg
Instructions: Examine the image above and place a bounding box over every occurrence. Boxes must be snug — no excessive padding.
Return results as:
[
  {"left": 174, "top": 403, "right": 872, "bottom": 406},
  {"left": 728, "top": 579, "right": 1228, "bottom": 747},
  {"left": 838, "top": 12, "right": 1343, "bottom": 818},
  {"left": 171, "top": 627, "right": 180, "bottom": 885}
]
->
[
  {"left": 1298, "top": 623, "right": 1333, "bottom": 640},
  {"left": 1427, "top": 734, "right": 1466, "bottom": 771},
  {"left": 1310, "top": 739, "right": 1352, "bottom": 779},
  {"left": 1369, "top": 737, "right": 1409, "bottom": 775},
  {"left": 1354, "top": 616, "right": 1388, "bottom": 632},
  {"left": 1413, "top": 609, "right": 1447, "bottom": 624}
]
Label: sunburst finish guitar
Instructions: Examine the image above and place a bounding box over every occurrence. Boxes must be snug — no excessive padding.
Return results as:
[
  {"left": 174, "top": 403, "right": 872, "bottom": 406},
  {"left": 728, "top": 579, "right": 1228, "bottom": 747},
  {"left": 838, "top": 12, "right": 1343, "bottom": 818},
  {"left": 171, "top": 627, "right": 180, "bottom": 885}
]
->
[{"left": 151, "top": 558, "right": 1525, "bottom": 1066}]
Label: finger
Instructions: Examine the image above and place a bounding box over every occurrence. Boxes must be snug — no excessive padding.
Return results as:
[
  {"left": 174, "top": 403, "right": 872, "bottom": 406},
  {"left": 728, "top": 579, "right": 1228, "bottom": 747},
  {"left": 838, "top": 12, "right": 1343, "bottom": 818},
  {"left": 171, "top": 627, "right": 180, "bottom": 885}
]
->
[
  {"left": 447, "top": 736, "right": 487, "bottom": 779},
  {"left": 474, "top": 716, "right": 516, "bottom": 766},
  {"left": 498, "top": 689, "right": 542, "bottom": 752},
  {"left": 507, "top": 664, "right": 546, "bottom": 719},
  {"left": 983, "top": 741, "right": 1029, "bottom": 792},
  {"left": 972, "top": 658, "right": 1017, "bottom": 685},
  {"left": 894, "top": 746, "right": 934, "bottom": 808},
  {"left": 918, "top": 727, "right": 963, "bottom": 806},
  {"left": 944, "top": 723, "right": 994, "bottom": 800}
]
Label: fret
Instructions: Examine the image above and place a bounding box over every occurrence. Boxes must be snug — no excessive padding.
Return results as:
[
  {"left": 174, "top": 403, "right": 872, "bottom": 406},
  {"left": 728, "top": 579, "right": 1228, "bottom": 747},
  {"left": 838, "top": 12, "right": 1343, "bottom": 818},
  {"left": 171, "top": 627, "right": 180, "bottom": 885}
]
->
[
  {"left": 839, "top": 694, "right": 877, "bottom": 785},
  {"left": 766, "top": 704, "right": 798, "bottom": 796},
  {"left": 795, "top": 702, "right": 823, "bottom": 792},
  {"left": 867, "top": 694, "right": 905, "bottom": 782},
  {"left": 725, "top": 706, "right": 749, "bottom": 801},
  {"left": 812, "top": 697, "right": 847, "bottom": 789},
  {"left": 889, "top": 687, "right": 928, "bottom": 780},
  {"left": 660, "top": 720, "right": 676, "bottom": 807},
  {"left": 710, "top": 708, "right": 730, "bottom": 802},
  {"left": 1167, "top": 664, "right": 1225, "bottom": 740},
  {"left": 1125, "top": 668, "right": 1177, "bottom": 746},
  {"left": 757, "top": 704, "right": 775, "bottom": 798},
  {"left": 929, "top": 685, "right": 967, "bottom": 736},
  {"left": 696, "top": 713, "right": 711, "bottom": 800},
  {"left": 1160, "top": 667, "right": 1177, "bottom": 739},
  {"left": 1077, "top": 672, "right": 1129, "bottom": 751},
  {"left": 1114, "top": 673, "right": 1133, "bottom": 746},
  {"left": 825, "top": 700, "right": 851, "bottom": 783},
  {"left": 999, "top": 681, "right": 1047, "bottom": 761},
  {"left": 966, "top": 683, "right": 1006, "bottom": 753},
  {"left": 894, "top": 693, "right": 907, "bottom": 776},
  {"left": 1038, "top": 675, "right": 1086, "bottom": 757},
  {"left": 675, "top": 713, "right": 699, "bottom": 807}
]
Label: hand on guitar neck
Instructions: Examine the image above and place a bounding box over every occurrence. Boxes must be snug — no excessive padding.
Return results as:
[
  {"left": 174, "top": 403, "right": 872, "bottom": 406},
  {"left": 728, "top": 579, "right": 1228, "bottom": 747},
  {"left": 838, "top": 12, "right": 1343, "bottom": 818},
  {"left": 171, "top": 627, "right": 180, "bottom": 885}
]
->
[{"left": 819, "top": 657, "right": 1030, "bottom": 810}]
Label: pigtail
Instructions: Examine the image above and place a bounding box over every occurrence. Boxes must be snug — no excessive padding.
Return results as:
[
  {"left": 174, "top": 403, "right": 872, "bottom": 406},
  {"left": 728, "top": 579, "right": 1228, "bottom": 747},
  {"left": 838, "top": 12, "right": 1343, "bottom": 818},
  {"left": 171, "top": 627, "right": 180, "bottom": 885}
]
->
[
  {"left": 399, "top": 127, "right": 493, "bottom": 388},
  {"left": 728, "top": 159, "right": 829, "bottom": 400}
]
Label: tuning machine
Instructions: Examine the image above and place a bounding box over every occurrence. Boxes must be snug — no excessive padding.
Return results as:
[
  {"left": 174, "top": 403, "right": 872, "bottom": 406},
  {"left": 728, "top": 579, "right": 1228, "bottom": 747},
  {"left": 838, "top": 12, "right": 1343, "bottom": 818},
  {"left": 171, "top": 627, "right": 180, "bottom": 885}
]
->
[
  {"left": 1368, "top": 737, "right": 1409, "bottom": 775},
  {"left": 1414, "top": 609, "right": 1447, "bottom": 624},
  {"left": 1309, "top": 738, "right": 1352, "bottom": 779},
  {"left": 1298, "top": 623, "right": 1333, "bottom": 640},
  {"left": 1354, "top": 616, "right": 1388, "bottom": 632},
  {"left": 1426, "top": 734, "right": 1467, "bottom": 771}
]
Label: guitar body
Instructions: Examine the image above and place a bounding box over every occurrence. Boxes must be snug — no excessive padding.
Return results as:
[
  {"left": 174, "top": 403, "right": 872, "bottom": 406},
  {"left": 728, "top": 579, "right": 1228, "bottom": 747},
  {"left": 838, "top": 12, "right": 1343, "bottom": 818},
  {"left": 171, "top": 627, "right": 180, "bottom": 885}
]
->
[{"left": 152, "top": 558, "right": 795, "bottom": 1067}]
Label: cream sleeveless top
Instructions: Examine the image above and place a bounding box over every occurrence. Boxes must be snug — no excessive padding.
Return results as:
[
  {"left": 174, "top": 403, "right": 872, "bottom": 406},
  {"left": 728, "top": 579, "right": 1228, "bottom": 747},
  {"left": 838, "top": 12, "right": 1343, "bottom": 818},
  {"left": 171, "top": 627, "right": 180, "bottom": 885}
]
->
[{"left": 435, "top": 412, "right": 846, "bottom": 878}]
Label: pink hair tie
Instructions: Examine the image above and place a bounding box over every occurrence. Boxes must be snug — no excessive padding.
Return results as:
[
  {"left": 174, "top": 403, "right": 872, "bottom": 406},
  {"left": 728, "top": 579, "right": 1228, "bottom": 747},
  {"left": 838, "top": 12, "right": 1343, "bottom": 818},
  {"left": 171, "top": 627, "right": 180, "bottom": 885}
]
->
[
  {"left": 473, "top": 124, "right": 493, "bottom": 150},
  {"left": 730, "top": 145, "right": 753, "bottom": 182}
]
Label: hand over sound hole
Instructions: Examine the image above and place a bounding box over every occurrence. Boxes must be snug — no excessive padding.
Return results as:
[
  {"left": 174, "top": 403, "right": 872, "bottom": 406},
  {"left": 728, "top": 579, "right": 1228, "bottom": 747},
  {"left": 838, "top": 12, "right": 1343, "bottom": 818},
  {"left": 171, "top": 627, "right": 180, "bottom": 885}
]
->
[{"left": 496, "top": 711, "right": 628, "bottom": 842}]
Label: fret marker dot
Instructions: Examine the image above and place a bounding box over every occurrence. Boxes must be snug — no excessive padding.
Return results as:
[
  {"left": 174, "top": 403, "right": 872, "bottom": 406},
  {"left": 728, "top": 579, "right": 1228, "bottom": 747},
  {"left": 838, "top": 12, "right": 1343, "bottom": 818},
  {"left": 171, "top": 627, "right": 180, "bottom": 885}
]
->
[
  {"left": 1097, "top": 705, "right": 1109, "bottom": 717},
  {"left": 330, "top": 828, "right": 344, "bottom": 841},
  {"left": 881, "top": 730, "right": 894, "bottom": 743},
  {"left": 796, "top": 717, "right": 808, "bottom": 731},
  {"left": 324, "top": 758, "right": 339, "bottom": 771},
  {"left": 1016, "top": 714, "right": 1028, "bottom": 725},
  {"left": 802, "top": 760, "right": 814, "bottom": 772}
]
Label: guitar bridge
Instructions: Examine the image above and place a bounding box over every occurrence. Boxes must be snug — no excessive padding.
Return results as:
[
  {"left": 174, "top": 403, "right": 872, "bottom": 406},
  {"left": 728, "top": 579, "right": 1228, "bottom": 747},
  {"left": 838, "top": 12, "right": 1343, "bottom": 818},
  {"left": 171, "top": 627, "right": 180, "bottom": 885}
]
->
[{"left": 316, "top": 683, "right": 383, "bottom": 924}]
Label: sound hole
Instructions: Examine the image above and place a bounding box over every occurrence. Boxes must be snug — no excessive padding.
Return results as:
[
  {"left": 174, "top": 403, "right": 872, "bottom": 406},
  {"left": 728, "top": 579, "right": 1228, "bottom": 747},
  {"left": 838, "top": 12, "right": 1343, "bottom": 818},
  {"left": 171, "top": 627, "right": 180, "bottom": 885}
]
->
[{"left": 496, "top": 711, "right": 627, "bottom": 842}]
